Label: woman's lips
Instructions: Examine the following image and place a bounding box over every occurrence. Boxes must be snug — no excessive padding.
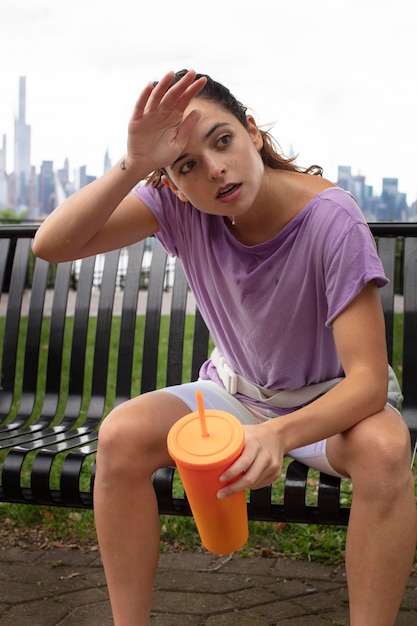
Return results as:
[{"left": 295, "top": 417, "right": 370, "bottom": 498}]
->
[{"left": 216, "top": 183, "right": 242, "bottom": 203}]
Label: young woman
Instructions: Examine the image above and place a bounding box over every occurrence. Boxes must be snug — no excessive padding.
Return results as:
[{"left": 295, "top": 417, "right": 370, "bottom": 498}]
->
[{"left": 33, "top": 69, "right": 417, "bottom": 626}]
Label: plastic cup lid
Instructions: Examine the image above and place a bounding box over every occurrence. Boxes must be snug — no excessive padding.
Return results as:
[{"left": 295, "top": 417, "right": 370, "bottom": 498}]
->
[{"left": 167, "top": 410, "right": 244, "bottom": 468}]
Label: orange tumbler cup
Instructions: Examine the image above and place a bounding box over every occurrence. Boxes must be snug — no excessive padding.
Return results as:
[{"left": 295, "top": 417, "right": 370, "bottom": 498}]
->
[{"left": 167, "top": 392, "right": 248, "bottom": 554}]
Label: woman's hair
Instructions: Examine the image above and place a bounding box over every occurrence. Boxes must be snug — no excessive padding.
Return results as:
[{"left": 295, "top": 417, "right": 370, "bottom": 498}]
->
[{"left": 146, "top": 69, "right": 323, "bottom": 187}]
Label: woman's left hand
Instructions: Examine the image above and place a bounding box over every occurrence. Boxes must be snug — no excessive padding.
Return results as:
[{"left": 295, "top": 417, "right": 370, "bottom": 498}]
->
[{"left": 217, "top": 422, "right": 284, "bottom": 498}]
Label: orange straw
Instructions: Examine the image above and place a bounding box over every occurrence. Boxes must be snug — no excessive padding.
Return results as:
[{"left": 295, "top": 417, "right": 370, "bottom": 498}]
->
[{"left": 196, "top": 390, "right": 209, "bottom": 438}]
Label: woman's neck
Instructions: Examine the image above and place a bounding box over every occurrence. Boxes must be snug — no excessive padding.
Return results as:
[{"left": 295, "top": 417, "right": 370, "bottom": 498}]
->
[{"left": 227, "top": 170, "right": 335, "bottom": 246}]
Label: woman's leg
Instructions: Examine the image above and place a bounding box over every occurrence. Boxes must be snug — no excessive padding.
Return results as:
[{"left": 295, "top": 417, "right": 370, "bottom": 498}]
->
[
  {"left": 94, "top": 390, "right": 192, "bottom": 626},
  {"left": 327, "top": 406, "right": 417, "bottom": 626}
]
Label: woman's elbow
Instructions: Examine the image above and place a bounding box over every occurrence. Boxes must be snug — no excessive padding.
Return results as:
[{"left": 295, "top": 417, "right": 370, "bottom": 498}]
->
[
  {"left": 370, "top": 370, "right": 390, "bottom": 414},
  {"left": 32, "top": 230, "right": 67, "bottom": 263},
  {"left": 32, "top": 233, "right": 50, "bottom": 261}
]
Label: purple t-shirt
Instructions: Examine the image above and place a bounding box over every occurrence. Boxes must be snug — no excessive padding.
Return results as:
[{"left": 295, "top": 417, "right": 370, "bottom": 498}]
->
[{"left": 135, "top": 184, "right": 388, "bottom": 410}]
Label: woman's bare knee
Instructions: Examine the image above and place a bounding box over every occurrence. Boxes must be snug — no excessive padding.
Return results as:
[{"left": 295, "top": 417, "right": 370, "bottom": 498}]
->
[
  {"left": 328, "top": 406, "right": 412, "bottom": 488},
  {"left": 97, "top": 391, "right": 191, "bottom": 478}
]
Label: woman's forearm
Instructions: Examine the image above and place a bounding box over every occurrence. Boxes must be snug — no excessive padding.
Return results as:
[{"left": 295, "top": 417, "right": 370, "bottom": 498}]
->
[
  {"left": 32, "top": 158, "right": 149, "bottom": 262},
  {"left": 272, "top": 366, "right": 388, "bottom": 453}
]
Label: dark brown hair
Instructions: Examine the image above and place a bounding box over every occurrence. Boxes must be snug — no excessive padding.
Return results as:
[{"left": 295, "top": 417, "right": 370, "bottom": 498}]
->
[{"left": 147, "top": 70, "right": 323, "bottom": 187}]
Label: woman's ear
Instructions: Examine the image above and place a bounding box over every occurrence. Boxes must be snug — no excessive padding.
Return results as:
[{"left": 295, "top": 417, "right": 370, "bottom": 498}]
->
[
  {"left": 161, "top": 175, "right": 189, "bottom": 202},
  {"left": 246, "top": 115, "right": 263, "bottom": 151}
]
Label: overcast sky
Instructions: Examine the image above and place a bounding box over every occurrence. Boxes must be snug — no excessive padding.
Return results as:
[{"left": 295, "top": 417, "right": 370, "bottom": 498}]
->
[{"left": 1, "top": 0, "right": 416, "bottom": 202}]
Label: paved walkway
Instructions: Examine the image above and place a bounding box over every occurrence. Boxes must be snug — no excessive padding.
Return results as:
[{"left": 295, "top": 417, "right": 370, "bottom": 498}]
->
[
  {"left": 0, "top": 546, "right": 416, "bottom": 625},
  {"left": 0, "top": 291, "right": 404, "bottom": 318}
]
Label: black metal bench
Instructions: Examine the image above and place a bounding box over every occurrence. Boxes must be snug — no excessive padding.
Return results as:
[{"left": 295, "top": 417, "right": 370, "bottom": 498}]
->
[{"left": 1, "top": 223, "right": 416, "bottom": 526}]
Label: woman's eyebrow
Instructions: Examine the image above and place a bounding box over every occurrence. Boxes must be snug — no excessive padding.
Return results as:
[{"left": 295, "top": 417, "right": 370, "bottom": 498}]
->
[
  {"left": 204, "top": 121, "right": 230, "bottom": 140},
  {"left": 169, "top": 122, "right": 230, "bottom": 170}
]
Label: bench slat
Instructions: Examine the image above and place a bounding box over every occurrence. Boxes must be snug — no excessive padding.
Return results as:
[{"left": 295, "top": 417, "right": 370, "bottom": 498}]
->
[
  {"left": 377, "top": 236, "right": 396, "bottom": 362},
  {"left": 141, "top": 240, "right": 168, "bottom": 393},
  {"left": 115, "top": 241, "right": 144, "bottom": 405},
  {"left": 401, "top": 236, "right": 417, "bottom": 455},
  {"left": 0, "top": 238, "right": 32, "bottom": 425}
]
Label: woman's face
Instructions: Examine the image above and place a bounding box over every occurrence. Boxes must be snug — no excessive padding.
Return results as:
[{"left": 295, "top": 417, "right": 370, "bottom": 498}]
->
[{"left": 164, "top": 98, "right": 265, "bottom": 219}]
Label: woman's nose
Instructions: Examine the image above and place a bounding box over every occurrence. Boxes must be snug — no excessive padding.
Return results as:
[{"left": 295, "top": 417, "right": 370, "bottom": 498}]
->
[{"left": 206, "top": 157, "right": 226, "bottom": 180}]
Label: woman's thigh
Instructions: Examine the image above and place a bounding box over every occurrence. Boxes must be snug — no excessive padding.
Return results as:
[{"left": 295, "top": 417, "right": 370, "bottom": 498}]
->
[{"left": 158, "top": 380, "right": 259, "bottom": 424}]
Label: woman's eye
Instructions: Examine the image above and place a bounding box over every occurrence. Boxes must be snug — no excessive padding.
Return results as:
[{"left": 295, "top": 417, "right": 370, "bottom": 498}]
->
[
  {"left": 180, "top": 161, "right": 195, "bottom": 175},
  {"left": 217, "top": 134, "right": 232, "bottom": 148}
]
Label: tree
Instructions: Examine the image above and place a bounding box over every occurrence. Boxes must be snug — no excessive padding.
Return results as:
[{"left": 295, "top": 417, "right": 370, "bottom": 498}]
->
[{"left": 0, "top": 207, "right": 29, "bottom": 223}]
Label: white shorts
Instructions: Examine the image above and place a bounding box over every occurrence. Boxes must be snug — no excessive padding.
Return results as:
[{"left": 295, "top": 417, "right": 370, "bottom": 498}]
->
[{"left": 159, "top": 380, "right": 346, "bottom": 479}]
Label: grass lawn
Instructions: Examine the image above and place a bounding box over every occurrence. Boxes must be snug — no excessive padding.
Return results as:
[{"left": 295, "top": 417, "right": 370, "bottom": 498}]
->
[{"left": 0, "top": 312, "right": 414, "bottom": 566}]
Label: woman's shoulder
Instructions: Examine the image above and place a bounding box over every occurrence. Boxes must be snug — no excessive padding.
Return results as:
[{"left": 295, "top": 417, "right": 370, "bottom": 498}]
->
[
  {"left": 135, "top": 181, "right": 179, "bottom": 205},
  {"left": 283, "top": 170, "right": 362, "bottom": 219},
  {"left": 134, "top": 181, "right": 196, "bottom": 223},
  {"left": 276, "top": 171, "right": 336, "bottom": 214},
  {"left": 303, "top": 186, "right": 370, "bottom": 254}
]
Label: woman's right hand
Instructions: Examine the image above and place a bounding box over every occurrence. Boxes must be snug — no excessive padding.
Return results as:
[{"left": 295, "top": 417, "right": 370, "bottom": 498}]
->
[{"left": 125, "top": 70, "right": 207, "bottom": 174}]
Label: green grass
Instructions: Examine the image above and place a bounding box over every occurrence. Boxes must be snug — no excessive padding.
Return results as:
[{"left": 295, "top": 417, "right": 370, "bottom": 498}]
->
[{"left": 0, "top": 312, "right": 414, "bottom": 565}]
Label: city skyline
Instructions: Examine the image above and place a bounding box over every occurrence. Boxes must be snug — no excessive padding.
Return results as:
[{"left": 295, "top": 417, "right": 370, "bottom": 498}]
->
[{"left": 1, "top": 71, "right": 415, "bottom": 216}]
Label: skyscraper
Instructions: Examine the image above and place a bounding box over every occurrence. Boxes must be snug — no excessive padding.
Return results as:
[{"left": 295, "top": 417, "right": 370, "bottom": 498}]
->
[
  {"left": 14, "top": 76, "right": 31, "bottom": 206},
  {"left": 0, "top": 135, "right": 7, "bottom": 207},
  {"left": 104, "top": 148, "right": 112, "bottom": 173},
  {"left": 39, "top": 160, "right": 55, "bottom": 215},
  {"left": 0, "top": 134, "right": 6, "bottom": 173}
]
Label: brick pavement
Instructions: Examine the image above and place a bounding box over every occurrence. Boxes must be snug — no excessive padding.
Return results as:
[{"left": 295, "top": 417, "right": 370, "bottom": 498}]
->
[{"left": 0, "top": 546, "right": 416, "bottom": 625}]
